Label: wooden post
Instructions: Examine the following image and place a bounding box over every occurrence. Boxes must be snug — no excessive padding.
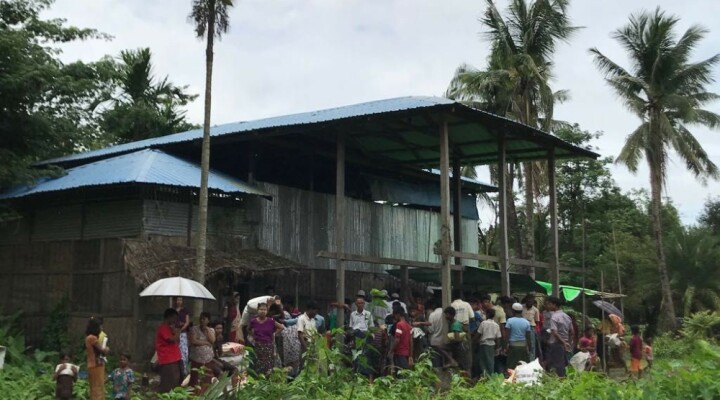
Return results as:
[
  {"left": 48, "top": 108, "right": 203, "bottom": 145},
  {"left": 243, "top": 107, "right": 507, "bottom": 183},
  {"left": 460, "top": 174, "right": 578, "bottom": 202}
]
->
[
  {"left": 335, "top": 134, "right": 347, "bottom": 326},
  {"left": 452, "top": 157, "right": 463, "bottom": 295},
  {"left": 439, "top": 120, "right": 452, "bottom": 308},
  {"left": 497, "top": 138, "right": 510, "bottom": 296},
  {"left": 548, "top": 147, "right": 560, "bottom": 297},
  {"left": 401, "top": 266, "right": 410, "bottom": 302}
]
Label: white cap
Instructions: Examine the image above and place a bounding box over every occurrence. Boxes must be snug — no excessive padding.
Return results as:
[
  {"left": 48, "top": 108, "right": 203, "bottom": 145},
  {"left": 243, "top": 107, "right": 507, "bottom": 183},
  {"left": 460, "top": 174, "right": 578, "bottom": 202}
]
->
[
  {"left": 380, "top": 289, "right": 388, "bottom": 298},
  {"left": 391, "top": 293, "right": 400, "bottom": 299},
  {"left": 357, "top": 290, "right": 366, "bottom": 297},
  {"left": 512, "top": 302, "right": 524, "bottom": 312},
  {"left": 426, "top": 287, "right": 434, "bottom": 295}
]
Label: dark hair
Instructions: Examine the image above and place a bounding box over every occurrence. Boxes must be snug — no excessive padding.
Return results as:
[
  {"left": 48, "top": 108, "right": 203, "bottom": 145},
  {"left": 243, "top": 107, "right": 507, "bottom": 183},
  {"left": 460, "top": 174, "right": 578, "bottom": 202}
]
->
[
  {"left": 85, "top": 318, "right": 101, "bottom": 336},
  {"left": 451, "top": 288, "right": 462, "bottom": 300},
  {"left": 90, "top": 315, "right": 104, "bottom": 325},
  {"left": 163, "top": 308, "right": 178, "bottom": 319},
  {"left": 212, "top": 321, "right": 224, "bottom": 328},
  {"left": 479, "top": 294, "right": 492, "bottom": 302},
  {"left": 306, "top": 301, "right": 319, "bottom": 311},
  {"left": 257, "top": 302, "right": 268, "bottom": 310},
  {"left": 59, "top": 351, "right": 72, "bottom": 360},
  {"left": 392, "top": 303, "right": 404, "bottom": 314},
  {"left": 545, "top": 296, "right": 563, "bottom": 307},
  {"left": 344, "top": 298, "right": 352, "bottom": 306},
  {"left": 424, "top": 298, "right": 437, "bottom": 310},
  {"left": 119, "top": 351, "right": 131, "bottom": 360},
  {"left": 200, "top": 311, "right": 212, "bottom": 320},
  {"left": 584, "top": 326, "right": 595, "bottom": 334},
  {"left": 268, "top": 303, "right": 282, "bottom": 315},
  {"left": 485, "top": 308, "right": 496, "bottom": 320},
  {"left": 631, "top": 325, "right": 640, "bottom": 335},
  {"left": 499, "top": 296, "right": 514, "bottom": 305},
  {"left": 443, "top": 306, "right": 456, "bottom": 316}
]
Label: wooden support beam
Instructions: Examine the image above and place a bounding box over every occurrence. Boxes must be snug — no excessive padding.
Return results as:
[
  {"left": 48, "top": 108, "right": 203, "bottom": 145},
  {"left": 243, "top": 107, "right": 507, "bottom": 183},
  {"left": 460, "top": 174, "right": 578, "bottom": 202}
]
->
[
  {"left": 439, "top": 119, "right": 452, "bottom": 308},
  {"left": 452, "top": 157, "right": 463, "bottom": 295},
  {"left": 548, "top": 147, "right": 560, "bottom": 297},
  {"left": 497, "top": 138, "right": 511, "bottom": 296},
  {"left": 335, "top": 135, "right": 347, "bottom": 326},
  {"left": 446, "top": 251, "right": 586, "bottom": 273},
  {"left": 316, "top": 251, "right": 463, "bottom": 271}
]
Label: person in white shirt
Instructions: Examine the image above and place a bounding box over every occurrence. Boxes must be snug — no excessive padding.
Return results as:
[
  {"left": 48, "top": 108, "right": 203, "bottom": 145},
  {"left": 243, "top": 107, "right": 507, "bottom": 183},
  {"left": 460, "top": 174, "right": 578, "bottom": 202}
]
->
[
  {"left": 389, "top": 293, "right": 407, "bottom": 314},
  {"left": 349, "top": 297, "right": 374, "bottom": 333},
  {"left": 297, "top": 301, "right": 319, "bottom": 354},
  {"left": 475, "top": 308, "right": 501, "bottom": 377},
  {"left": 450, "top": 289, "right": 475, "bottom": 373}
]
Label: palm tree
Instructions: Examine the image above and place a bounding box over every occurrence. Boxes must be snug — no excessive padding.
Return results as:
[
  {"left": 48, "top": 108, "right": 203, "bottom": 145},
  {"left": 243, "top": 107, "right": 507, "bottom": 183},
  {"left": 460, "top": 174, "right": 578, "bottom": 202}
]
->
[
  {"left": 590, "top": 8, "right": 720, "bottom": 330},
  {"left": 666, "top": 227, "right": 720, "bottom": 315},
  {"left": 448, "top": 0, "right": 579, "bottom": 270},
  {"left": 189, "top": 0, "right": 234, "bottom": 312},
  {"left": 99, "top": 48, "right": 196, "bottom": 143}
]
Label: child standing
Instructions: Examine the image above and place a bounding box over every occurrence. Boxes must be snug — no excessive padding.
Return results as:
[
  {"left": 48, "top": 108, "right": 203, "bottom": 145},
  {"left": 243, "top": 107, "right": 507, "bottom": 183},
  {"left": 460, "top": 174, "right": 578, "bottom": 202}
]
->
[
  {"left": 54, "top": 352, "right": 78, "bottom": 400},
  {"left": 629, "top": 326, "right": 643, "bottom": 378},
  {"left": 110, "top": 352, "right": 135, "bottom": 400},
  {"left": 644, "top": 337, "right": 654, "bottom": 370}
]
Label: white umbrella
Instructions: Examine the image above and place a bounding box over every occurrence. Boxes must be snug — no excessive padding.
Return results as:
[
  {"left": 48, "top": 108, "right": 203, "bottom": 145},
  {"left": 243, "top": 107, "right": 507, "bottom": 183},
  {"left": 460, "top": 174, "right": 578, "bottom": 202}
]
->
[{"left": 139, "top": 277, "right": 216, "bottom": 300}]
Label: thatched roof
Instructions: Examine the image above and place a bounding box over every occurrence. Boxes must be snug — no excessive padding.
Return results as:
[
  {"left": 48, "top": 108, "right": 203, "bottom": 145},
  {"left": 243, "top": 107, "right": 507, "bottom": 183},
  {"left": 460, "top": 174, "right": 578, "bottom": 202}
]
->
[{"left": 123, "top": 239, "right": 303, "bottom": 288}]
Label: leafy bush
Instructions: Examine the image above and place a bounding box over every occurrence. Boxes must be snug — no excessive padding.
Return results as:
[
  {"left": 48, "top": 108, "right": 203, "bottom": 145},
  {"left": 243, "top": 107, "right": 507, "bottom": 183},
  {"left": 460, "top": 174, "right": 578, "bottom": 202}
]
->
[
  {"left": 40, "top": 297, "right": 70, "bottom": 353},
  {"left": 681, "top": 311, "right": 720, "bottom": 340}
]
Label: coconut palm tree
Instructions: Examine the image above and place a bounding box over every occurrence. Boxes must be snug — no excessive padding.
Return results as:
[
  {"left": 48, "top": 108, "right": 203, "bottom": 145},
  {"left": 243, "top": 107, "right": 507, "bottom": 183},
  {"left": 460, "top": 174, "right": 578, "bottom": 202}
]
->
[
  {"left": 590, "top": 8, "right": 720, "bottom": 330},
  {"left": 189, "top": 0, "right": 234, "bottom": 311},
  {"left": 99, "top": 48, "right": 196, "bottom": 143},
  {"left": 447, "top": 0, "right": 579, "bottom": 269}
]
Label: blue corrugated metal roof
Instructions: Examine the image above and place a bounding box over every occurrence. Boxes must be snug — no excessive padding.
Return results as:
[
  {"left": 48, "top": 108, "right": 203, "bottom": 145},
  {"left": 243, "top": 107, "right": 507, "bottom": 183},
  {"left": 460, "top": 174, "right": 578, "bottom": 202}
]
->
[
  {"left": 0, "top": 149, "right": 269, "bottom": 199},
  {"left": 41, "top": 96, "right": 455, "bottom": 166}
]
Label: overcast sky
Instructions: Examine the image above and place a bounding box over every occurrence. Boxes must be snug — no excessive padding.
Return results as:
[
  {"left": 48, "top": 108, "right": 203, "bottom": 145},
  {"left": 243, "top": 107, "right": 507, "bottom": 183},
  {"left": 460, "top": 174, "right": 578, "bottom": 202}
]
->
[{"left": 45, "top": 0, "right": 720, "bottom": 224}]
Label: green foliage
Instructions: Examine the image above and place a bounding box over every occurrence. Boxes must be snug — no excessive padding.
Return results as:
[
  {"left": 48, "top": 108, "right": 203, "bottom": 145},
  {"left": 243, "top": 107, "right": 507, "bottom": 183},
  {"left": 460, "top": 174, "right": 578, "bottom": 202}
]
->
[
  {"left": 39, "top": 297, "right": 70, "bottom": 353},
  {"left": 682, "top": 311, "right": 720, "bottom": 340},
  {"left": 652, "top": 333, "right": 696, "bottom": 359},
  {"left": 97, "top": 48, "right": 198, "bottom": 144},
  {"left": 0, "top": 0, "right": 114, "bottom": 189}
]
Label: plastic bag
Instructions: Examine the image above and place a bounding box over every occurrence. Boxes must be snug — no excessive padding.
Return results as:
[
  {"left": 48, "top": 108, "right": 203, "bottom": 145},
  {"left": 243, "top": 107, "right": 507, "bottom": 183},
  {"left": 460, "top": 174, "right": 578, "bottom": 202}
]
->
[
  {"left": 569, "top": 351, "right": 590, "bottom": 372},
  {"left": 514, "top": 358, "right": 543, "bottom": 385}
]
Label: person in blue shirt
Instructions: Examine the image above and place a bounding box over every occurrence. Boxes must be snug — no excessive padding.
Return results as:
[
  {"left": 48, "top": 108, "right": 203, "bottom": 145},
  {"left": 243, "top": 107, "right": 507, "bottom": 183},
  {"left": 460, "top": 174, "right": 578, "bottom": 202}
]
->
[{"left": 504, "top": 303, "right": 532, "bottom": 370}]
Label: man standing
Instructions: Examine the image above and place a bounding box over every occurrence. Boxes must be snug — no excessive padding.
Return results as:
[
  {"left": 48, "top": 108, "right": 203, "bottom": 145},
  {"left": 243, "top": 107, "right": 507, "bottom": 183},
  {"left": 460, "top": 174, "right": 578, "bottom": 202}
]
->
[
  {"left": 475, "top": 308, "right": 501, "bottom": 377},
  {"left": 390, "top": 307, "right": 413, "bottom": 373},
  {"left": 155, "top": 308, "right": 182, "bottom": 393},
  {"left": 390, "top": 293, "right": 408, "bottom": 314},
  {"left": 544, "top": 296, "right": 574, "bottom": 377},
  {"left": 450, "top": 289, "right": 475, "bottom": 374},
  {"left": 297, "top": 302, "right": 319, "bottom": 356},
  {"left": 505, "top": 303, "right": 532, "bottom": 370},
  {"left": 427, "top": 299, "right": 455, "bottom": 368},
  {"left": 522, "top": 294, "right": 540, "bottom": 359}
]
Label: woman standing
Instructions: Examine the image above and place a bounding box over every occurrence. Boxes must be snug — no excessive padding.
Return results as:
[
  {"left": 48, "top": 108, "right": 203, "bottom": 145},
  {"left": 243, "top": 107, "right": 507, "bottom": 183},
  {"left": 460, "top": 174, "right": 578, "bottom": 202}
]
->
[
  {"left": 85, "top": 318, "right": 109, "bottom": 400},
  {"left": 174, "top": 296, "right": 190, "bottom": 375},
  {"left": 223, "top": 292, "right": 244, "bottom": 344},
  {"left": 189, "top": 312, "right": 220, "bottom": 387},
  {"left": 249, "top": 302, "right": 284, "bottom": 375}
]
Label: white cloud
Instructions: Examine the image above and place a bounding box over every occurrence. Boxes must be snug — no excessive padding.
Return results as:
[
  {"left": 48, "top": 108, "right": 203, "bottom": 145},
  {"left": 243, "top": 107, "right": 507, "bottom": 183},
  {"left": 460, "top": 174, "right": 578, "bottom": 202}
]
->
[{"left": 45, "top": 0, "right": 720, "bottom": 224}]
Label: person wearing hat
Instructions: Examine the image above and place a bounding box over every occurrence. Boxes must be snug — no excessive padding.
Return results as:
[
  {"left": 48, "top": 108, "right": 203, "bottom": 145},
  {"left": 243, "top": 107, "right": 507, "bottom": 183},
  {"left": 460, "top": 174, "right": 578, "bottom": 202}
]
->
[
  {"left": 504, "top": 302, "right": 532, "bottom": 370},
  {"left": 390, "top": 293, "right": 407, "bottom": 314}
]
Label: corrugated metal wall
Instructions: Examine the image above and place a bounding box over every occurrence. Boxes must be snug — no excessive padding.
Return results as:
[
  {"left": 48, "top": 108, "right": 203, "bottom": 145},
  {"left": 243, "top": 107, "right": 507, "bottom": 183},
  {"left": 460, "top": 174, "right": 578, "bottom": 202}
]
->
[
  {"left": 143, "top": 200, "right": 252, "bottom": 237},
  {"left": 255, "top": 182, "right": 479, "bottom": 272}
]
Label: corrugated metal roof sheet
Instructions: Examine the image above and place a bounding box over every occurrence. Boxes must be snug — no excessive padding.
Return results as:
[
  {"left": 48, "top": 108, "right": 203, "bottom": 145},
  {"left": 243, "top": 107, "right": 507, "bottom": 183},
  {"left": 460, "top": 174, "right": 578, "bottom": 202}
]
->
[
  {"left": 1, "top": 149, "right": 269, "bottom": 199},
  {"left": 41, "top": 96, "right": 455, "bottom": 166}
]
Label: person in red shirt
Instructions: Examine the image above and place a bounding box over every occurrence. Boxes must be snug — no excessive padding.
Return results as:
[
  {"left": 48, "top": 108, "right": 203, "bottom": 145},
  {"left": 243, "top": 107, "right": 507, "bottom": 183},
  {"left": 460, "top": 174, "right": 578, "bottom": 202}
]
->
[
  {"left": 629, "top": 325, "right": 643, "bottom": 378},
  {"left": 390, "top": 307, "right": 413, "bottom": 373},
  {"left": 156, "top": 308, "right": 182, "bottom": 393}
]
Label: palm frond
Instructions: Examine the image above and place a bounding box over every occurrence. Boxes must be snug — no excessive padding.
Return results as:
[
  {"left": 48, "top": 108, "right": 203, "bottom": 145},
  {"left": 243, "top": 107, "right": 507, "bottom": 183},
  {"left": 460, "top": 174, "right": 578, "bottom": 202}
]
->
[
  {"left": 616, "top": 122, "right": 649, "bottom": 173},
  {"left": 671, "top": 124, "right": 720, "bottom": 180}
]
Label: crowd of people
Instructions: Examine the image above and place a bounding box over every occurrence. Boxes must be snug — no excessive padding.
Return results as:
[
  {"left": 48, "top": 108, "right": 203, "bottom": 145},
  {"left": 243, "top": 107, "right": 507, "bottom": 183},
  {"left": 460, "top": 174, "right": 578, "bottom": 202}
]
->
[{"left": 57, "top": 285, "right": 652, "bottom": 398}]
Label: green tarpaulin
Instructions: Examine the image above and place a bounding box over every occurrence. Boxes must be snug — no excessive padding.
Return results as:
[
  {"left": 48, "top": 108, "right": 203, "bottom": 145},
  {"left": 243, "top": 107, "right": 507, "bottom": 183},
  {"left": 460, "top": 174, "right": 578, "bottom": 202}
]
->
[
  {"left": 387, "top": 266, "right": 545, "bottom": 294},
  {"left": 536, "top": 280, "right": 598, "bottom": 301}
]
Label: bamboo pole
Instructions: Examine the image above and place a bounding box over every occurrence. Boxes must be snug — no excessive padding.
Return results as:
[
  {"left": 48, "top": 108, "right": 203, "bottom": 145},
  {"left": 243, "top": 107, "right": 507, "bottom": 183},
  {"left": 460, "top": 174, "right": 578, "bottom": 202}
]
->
[
  {"left": 439, "top": 120, "right": 452, "bottom": 308},
  {"left": 335, "top": 135, "right": 346, "bottom": 326}
]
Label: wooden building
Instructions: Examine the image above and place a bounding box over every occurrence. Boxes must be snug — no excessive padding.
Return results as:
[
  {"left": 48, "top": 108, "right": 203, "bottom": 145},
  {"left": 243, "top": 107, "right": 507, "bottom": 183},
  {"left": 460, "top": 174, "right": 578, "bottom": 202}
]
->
[{"left": 0, "top": 96, "right": 595, "bottom": 361}]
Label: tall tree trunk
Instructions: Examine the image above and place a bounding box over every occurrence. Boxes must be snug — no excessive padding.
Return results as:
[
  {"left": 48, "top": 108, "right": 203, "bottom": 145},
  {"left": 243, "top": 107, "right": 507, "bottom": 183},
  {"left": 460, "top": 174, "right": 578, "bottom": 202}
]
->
[
  {"left": 506, "top": 164, "right": 523, "bottom": 259},
  {"left": 194, "top": 0, "right": 216, "bottom": 317},
  {"left": 523, "top": 163, "right": 535, "bottom": 277},
  {"left": 649, "top": 158, "right": 677, "bottom": 331}
]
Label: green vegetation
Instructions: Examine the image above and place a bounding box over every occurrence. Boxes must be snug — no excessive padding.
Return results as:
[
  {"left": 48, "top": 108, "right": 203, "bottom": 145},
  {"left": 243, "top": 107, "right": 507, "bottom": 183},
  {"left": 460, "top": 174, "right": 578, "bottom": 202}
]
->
[{"left": 2, "top": 317, "right": 719, "bottom": 399}]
